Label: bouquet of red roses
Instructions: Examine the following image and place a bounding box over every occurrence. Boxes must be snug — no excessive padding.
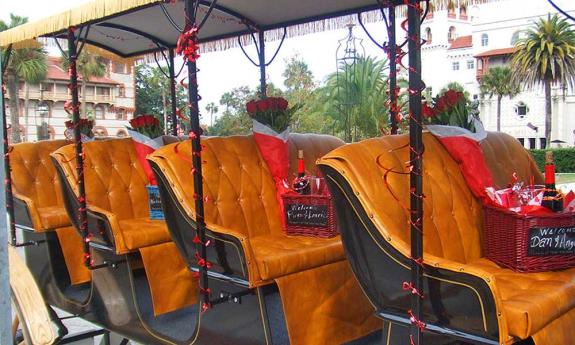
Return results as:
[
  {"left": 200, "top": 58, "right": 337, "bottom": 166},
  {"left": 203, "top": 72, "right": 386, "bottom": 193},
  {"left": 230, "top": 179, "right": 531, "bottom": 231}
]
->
[
  {"left": 129, "top": 114, "right": 163, "bottom": 139},
  {"left": 64, "top": 118, "right": 94, "bottom": 139},
  {"left": 127, "top": 115, "right": 165, "bottom": 185},
  {"left": 422, "top": 89, "right": 476, "bottom": 132},
  {"left": 246, "top": 97, "right": 299, "bottom": 134}
]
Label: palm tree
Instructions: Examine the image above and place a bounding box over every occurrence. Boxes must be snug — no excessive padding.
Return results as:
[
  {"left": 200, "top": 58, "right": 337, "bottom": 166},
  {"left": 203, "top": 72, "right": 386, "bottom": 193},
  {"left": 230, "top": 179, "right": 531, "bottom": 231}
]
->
[
  {"left": 1, "top": 14, "right": 48, "bottom": 143},
  {"left": 205, "top": 102, "right": 218, "bottom": 128},
  {"left": 322, "top": 56, "right": 389, "bottom": 142},
  {"left": 512, "top": 14, "right": 575, "bottom": 148},
  {"left": 479, "top": 66, "right": 520, "bottom": 132},
  {"left": 61, "top": 51, "right": 106, "bottom": 118}
]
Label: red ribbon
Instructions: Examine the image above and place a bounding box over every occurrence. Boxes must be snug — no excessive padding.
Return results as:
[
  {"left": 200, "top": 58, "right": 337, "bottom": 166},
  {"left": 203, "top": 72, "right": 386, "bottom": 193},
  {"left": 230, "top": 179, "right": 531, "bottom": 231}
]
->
[
  {"left": 408, "top": 309, "right": 426, "bottom": 331},
  {"left": 402, "top": 281, "right": 424, "bottom": 298},
  {"left": 176, "top": 24, "right": 201, "bottom": 63}
]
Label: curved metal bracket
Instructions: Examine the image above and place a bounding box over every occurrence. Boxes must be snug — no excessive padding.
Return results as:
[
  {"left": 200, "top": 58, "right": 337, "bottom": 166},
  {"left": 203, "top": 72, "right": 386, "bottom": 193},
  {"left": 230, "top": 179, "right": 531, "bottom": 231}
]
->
[
  {"left": 548, "top": 0, "right": 575, "bottom": 22},
  {"left": 237, "top": 27, "right": 287, "bottom": 67},
  {"left": 96, "top": 23, "right": 172, "bottom": 48}
]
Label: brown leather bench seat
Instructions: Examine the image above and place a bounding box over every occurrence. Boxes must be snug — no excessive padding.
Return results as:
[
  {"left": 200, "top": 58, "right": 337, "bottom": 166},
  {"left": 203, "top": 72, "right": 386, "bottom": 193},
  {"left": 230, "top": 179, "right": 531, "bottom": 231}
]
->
[
  {"left": 51, "top": 138, "right": 170, "bottom": 254},
  {"left": 318, "top": 132, "right": 575, "bottom": 344},
  {"left": 149, "top": 134, "right": 345, "bottom": 285}
]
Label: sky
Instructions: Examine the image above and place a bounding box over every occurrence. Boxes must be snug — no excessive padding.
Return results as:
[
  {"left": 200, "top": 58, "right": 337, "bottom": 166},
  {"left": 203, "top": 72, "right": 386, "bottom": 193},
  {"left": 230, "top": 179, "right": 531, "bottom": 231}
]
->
[{"left": 0, "top": 0, "right": 388, "bottom": 120}]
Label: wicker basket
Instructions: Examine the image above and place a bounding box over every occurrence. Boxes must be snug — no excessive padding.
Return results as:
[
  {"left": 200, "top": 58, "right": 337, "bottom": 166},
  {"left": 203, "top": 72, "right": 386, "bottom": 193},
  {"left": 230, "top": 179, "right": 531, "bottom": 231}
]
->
[
  {"left": 483, "top": 204, "right": 575, "bottom": 272},
  {"left": 282, "top": 194, "right": 338, "bottom": 238}
]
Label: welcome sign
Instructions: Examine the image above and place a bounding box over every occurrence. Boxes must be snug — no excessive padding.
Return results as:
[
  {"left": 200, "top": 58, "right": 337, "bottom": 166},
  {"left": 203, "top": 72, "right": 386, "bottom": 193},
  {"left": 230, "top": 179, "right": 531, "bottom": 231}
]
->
[{"left": 528, "top": 226, "right": 575, "bottom": 256}]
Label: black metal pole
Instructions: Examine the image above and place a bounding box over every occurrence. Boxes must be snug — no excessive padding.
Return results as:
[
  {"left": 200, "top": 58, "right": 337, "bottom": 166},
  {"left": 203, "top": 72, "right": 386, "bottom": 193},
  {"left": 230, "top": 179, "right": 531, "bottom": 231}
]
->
[
  {"left": 0, "top": 43, "right": 11, "bottom": 345},
  {"left": 408, "top": 1, "right": 424, "bottom": 344},
  {"left": 1, "top": 46, "right": 17, "bottom": 246},
  {"left": 185, "top": 0, "right": 209, "bottom": 309},
  {"left": 168, "top": 48, "right": 178, "bottom": 136},
  {"left": 68, "top": 28, "right": 91, "bottom": 268},
  {"left": 388, "top": 6, "right": 398, "bottom": 135},
  {"left": 258, "top": 30, "right": 267, "bottom": 98}
]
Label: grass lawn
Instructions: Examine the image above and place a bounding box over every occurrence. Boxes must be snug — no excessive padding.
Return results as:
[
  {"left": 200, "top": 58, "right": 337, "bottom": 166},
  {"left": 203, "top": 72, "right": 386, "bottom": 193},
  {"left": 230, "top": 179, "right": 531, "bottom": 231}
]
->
[{"left": 557, "top": 173, "right": 575, "bottom": 184}]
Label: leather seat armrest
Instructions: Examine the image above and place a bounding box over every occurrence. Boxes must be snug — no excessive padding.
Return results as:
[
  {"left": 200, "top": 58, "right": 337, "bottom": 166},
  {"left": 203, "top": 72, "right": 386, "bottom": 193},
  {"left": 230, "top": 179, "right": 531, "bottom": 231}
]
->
[
  {"left": 12, "top": 193, "right": 42, "bottom": 230},
  {"left": 86, "top": 204, "right": 122, "bottom": 251}
]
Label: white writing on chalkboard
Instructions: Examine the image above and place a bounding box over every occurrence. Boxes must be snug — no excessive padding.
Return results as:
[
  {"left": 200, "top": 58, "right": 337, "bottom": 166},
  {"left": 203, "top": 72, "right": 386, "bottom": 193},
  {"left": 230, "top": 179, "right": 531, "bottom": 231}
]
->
[
  {"left": 286, "top": 203, "right": 328, "bottom": 227},
  {"left": 528, "top": 227, "right": 575, "bottom": 256}
]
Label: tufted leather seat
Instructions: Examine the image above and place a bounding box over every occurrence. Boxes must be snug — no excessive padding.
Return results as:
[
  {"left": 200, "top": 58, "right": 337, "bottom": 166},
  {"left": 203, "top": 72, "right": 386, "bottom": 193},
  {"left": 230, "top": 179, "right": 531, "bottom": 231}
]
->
[
  {"left": 148, "top": 134, "right": 345, "bottom": 285},
  {"left": 11, "top": 140, "right": 71, "bottom": 231},
  {"left": 318, "top": 132, "right": 575, "bottom": 344},
  {"left": 51, "top": 138, "right": 170, "bottom": 254}
]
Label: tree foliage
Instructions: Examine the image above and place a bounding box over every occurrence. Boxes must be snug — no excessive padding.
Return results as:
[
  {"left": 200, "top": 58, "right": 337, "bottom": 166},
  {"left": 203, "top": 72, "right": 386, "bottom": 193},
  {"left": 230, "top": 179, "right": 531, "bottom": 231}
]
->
[
  {"left": 61, "top": 51, "right": 106, "bottom": 118},
  {"left": 479, "top": 66, "right": 520, "bottom": 132},
  {"left": 135, "top": 64, "right": 188, "bottom": 132},
  {"left": 1, "top": 14, "right": 48, "bottom": 143},
  {"left": 512, "top": 14, "right": 575, "bottom": 148}
]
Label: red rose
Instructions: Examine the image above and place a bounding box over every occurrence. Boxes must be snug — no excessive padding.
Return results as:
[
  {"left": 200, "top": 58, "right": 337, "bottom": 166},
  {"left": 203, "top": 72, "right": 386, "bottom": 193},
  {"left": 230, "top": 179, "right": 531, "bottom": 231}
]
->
[
  {"left": 129, "top": 118, "right": 137, "bottom": 128},
  {"left": 154, "top": 117, "right": 160, "bottom": 126},
  {"left": 257, "top": 99, "right": 270, "bottom": 112},
  {"left": 278, "top": 98, "right": 288, "bottom": 110},
  {"left": 422, "top": 102, "right": 435, "bottom": 118},
  {"left": 135, "top": 117, "right": 145, "bottom": 128},
  {"left": 435, "top": 97, "right": 447, "bottom": 113},
  {"left": 145, "top": 116, "right": 154, "bottom": 126},
  {"left": 457, "top": 91, "right": 465, "bottom": 101},
  {"left": 65, "top": 120, "right": 73, "bottom": 129},
  {"left": 444, "top": 90, "right": 459, "bottom": 107},
  {"left": 246, "top": 100, "right": 257, "bottom": 114}
]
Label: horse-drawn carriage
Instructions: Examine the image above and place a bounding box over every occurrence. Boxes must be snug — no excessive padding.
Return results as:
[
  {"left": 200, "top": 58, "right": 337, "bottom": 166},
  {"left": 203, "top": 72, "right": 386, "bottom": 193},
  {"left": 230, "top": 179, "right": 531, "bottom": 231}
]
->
[{"left": 1, "top": 1, "right": 574, "bottom": 344}]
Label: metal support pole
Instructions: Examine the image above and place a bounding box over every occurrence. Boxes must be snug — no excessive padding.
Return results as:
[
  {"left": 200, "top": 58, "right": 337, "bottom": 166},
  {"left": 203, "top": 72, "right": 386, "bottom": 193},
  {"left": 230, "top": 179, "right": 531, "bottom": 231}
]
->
[
  {"left": 408, "top": 1, "right": 424, "bottom": 344},
  {"left": 388, "top": 6, "right": 398, "bottom": 135},
  {"left": 185, "top": 0, "right": 209, "bottom": 309},
  {"left": 258, "top": 30, "right": 267, "bottom": 98},
  {"left": 0, "top": 45, "right": 12, "bottom": 345},
  {"left": 1, "top": 45, "right": 17, "bottom": 246},
  {"left": 168, "top": 48, "right": 178, "bottom": 136},
  {"left": 68, "top": 28, "right": 91, "bottom": 268}
]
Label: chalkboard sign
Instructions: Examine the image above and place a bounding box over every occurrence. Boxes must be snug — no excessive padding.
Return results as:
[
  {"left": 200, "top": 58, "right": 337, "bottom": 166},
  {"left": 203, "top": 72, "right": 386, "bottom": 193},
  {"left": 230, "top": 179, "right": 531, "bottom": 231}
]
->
[
  {"left": 528, "top": 226, "right": 575, "bottom": 256},
  {"left": 285, "top": 203, "right": 329, "bottom": 227}
]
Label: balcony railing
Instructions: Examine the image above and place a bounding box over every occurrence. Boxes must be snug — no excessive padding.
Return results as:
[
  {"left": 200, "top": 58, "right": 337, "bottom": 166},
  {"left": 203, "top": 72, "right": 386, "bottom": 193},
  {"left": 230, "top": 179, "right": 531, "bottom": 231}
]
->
[{"left": 6, "top": 89, "right": 116, "bottom": 104}]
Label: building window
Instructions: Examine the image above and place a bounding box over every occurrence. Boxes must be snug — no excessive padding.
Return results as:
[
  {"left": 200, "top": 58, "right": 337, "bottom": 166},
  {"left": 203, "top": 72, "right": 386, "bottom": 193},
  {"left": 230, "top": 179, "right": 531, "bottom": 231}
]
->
[
  {"left": 116, "top": 108, "right": 127, "bottom": 120},
  {"left": 459, "top": 5, "right": 468, "bottom": 20},
  {"left": 518, "top": 138, "right": 525, "bottom": 147},
  {"left": 452, "top": 61, "right": 460, "bottom": 71},
  {"left": 540, "top": 138, "right": 547, "bottom": 149},
  {"left": 514, "top": 101, "right": 528, "bottom": 117},
  {"left": 467, "top": 60, "right": 475, "bottom": 69},
  {"left": 528, "top": 138, "right": 536, "bottom": 149},
  {"left": 95, "top": 105, "right": 105, "bottom": 119},
  {"left": 425, "top": 28, "right": 432, "bottom": 44},
  {"left": 481, "top": 34, "right": 489, "bottom": 46},
  {"left": 118, "top": 86, "right": 126, "bottom": 97},
  {"left": 447, "top": 1, "right": 456, "bottom": 18},
  {"left": 448, "top": 26, "right": 457, "bottom": 42},
  {"left": 114, "top": 62, "right": 127, "bottom": 74}
]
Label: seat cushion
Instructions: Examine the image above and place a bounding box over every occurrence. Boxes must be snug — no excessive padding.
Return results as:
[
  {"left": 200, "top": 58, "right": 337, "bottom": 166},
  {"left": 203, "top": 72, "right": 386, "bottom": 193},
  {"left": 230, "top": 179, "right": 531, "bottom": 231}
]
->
[
  {"left": 250, "top": 235, "right": 345, "bottom": 281},
  {"left": 117, "top": 218, "right": 171, "bottom": 252},
  {"left": 468, "top": 258, "right": 575, "bottom": 339},
  {"left": 38, "top": 206, "right": 70, "bottom": 229}
]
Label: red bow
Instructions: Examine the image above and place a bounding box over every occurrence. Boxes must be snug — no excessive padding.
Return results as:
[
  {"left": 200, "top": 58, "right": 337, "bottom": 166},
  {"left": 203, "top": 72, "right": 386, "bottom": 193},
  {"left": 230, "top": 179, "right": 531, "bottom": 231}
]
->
[{"left": 176, "top": 24, "right": 200, "bottom": 63}]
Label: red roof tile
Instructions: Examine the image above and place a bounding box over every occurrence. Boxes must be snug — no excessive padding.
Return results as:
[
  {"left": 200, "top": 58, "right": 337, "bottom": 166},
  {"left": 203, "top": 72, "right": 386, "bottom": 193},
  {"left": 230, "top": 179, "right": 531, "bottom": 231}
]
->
[
  {"left": 449, "top": 35, "right": 472, "bottom": 50},
  {"left": 474, "top": 47, "right": 516, "bottom": 58},
  {"left": 46, "top": 57, "right": 118, "bottom": 85}
]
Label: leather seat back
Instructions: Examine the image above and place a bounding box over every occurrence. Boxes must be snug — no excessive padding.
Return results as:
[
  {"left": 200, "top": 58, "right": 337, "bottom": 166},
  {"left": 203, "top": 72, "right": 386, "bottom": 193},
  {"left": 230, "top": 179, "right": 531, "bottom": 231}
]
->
[
  {"left": 149, "top": 134, "right": 345, "bottom": 239},
  {"left": 11, "top": 140, "right": 69, "bottom": 209},
  {"left": 51, "top": 138, "right": 150, "bottom": 220},
  {"left": 319, "top": 132, "right": 542, "bottom": 264},
  {"left": 287, "top": 133, "right": 345, "bottom": 177}
]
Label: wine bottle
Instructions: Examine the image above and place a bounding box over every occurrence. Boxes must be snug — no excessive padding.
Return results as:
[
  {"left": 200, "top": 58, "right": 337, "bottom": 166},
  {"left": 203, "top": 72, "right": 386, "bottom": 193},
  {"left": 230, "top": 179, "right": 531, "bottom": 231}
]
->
[
  {"left": 541, "top": 151, "right": 563, "bottom": 212},
  {"left": 293, "top": 150, "right": 311, "bottom": 195}
]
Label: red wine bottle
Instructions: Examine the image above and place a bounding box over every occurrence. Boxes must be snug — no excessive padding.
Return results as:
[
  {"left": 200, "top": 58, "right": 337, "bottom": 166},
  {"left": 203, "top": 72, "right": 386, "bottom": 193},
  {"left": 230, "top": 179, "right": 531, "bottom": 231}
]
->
[
  {"left": 541, "top": 151, "right": 563, "bottom": 212},
  {"left": 293, "top": 150, "right": 310, "bottom": 195}
]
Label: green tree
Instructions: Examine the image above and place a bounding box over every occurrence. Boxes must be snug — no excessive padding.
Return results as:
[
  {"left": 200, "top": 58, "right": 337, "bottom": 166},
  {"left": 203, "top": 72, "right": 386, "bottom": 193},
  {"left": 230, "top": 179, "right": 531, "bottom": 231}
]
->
[
  {"left": 479, "top": 66, "right": 519, "bottom": 132},
  {"left": 512, "top": 14, "right": 575, "bottom": 148},
  {"left": 1, "top": 14, "right": 48, "bottom": 143},
  {"left": 321, "top": 56, "right": 390, "bottom": 142},
  {"left": 134, "top": 65, "right": 187, "bottom": 132},
  {"left": 205, "top": 102, "right": 218, "bottom": 129},
  {"left": 61, "top": 51, "right": 106, "bottom": 118}
]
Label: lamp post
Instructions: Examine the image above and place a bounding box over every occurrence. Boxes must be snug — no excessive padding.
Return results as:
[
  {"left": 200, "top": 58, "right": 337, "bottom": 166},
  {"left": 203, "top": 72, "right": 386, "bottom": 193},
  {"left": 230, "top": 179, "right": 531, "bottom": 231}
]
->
[
  {"left": 335, "top": 23, "right": 365, "bottom": 142},
  {"left": 36, "top": 101, "right": 50, "bottom": 141}
]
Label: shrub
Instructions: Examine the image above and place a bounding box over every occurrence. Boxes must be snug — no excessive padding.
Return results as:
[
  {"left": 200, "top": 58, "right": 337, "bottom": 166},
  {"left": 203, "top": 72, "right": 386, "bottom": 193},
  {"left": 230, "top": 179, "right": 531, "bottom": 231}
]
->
[{"left": 530, "top": 148, "right": 575, "bottom": 173}]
